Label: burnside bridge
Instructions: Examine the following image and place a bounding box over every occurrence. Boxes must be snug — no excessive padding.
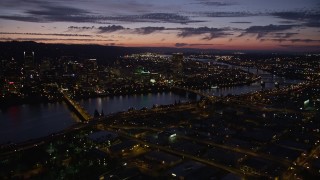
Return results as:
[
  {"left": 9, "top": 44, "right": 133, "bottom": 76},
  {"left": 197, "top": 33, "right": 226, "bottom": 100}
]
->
[
  {"left": 60, "top": 89, "right": 93, "bottom": 121},
  {"left": 169, "top": 85, "right": 219, "bottom": 102}
]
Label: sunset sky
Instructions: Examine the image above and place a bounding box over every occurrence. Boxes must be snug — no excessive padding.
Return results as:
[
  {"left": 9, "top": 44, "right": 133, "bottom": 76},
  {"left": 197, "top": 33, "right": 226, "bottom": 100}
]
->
[{"left": 0, "top": 0, "right": 319, "bottom": 51}]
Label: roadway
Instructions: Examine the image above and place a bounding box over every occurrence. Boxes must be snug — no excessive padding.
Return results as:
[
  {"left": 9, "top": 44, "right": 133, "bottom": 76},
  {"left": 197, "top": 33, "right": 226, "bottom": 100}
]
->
[
  {"left": 101, "top": 126, "right": 255, "bottom": 178},
  {"left": 60, "top": 89, "right": 93, "bottom": 121},
  {"left": 169, "top": 85, "right": 218, "bottom": 102},
  {"left": 107, "top": 125, "right": 291, "bottom": 167},
  {"left": 283, "top": 144, "right": 320, "bottom": 179}
]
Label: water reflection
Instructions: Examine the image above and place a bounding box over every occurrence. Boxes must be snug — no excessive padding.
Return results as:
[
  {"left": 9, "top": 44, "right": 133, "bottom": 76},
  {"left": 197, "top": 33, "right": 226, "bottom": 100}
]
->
[
  {"left": 197, "top": 59, "right": 303, "bottom": 96},
  {"left": 0, "top": 102, "right": 77, "bottom": 144},
  {"left": 80, "top": 92, "right": 190, "bottom": 115}
]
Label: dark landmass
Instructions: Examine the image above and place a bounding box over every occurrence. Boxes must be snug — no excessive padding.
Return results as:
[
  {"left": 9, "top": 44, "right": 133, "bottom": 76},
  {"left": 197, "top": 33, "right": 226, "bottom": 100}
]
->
[
  {"left": 0, "top": 41, "right": 217, "bottom": 65},
  {"left": 0, "top": 41, "right": 311, "bottom": 65}
]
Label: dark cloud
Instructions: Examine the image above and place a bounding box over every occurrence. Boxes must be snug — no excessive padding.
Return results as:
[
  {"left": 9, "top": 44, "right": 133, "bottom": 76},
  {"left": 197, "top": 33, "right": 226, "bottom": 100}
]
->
[
  {"left": 195, "top": 1, "right": 235, "bottom": 6},
  {"left": 69, "top": 25, "right": 235, "bottom": 37},
  {"left": 290, "top": 39, "right": 320, "bottom": 43},
  {"left": 114, "top": 13, "right": 204, "bottom": 24},
  {"left": 134, "top": 27, "right": 165, "bottom": 34},
  {"left": 98, "top": 25, "right": 126, "bottom": 33},
  {"left": 177, "top": 27, "right": 233, "bottom": 40},
  {"left": 67, "top": 25, "right": 235, "bottom": 38},
  {"left": 272, "top": 12, "right": 305, "bottom": 20},
  {"left": 0, "top": 4, "right": 203, "bottom": 24},
  {"left": 278, "top": 20, "right": 297, "bottom": 24},
  {"left": 230, "top": 21, "right": 252, "bottom": 24},
  {"left": 0, "top": 32, "right": 92, "bottom": 37},
  {"left": 68, "top": 26, "right": 95, "bottom": 31},
  {"left": 175, "top": 43, "right": 219, "bottom": 47},
  {"left": 0, "top": 37, "right": 110, "bottom": 42},
  {"left": 260, "top": 38, "right": 287, "bottom": 43},
  {"left": 0, "top": 15, "right": 41, "bottom": 22},
  {"left": 304, "top": 21, "right": 320, "bottom": 28},
  {"left": 0, "top": 4, "right": 99, "bottom": 23},
  {"left": 240, "top": 24, "right": 298, "bottom": 39},
  {"left": 139, "top": 13, "right": 187, "bottom": 22},
  {"left": 0, "top": 0, "right": 48, "bottom": 8},
  {"left": 273, "top": 32, "right": 299, "bottom": 38},
  {"left": 68, "top": 25, "right": 166, "bottom": 34},
  {"left": 25, "top": 5, "right": 98, "bottom": 23},
  {"left": 27, "top": 5, "right": 89, "bottom": 17},
  {"left": 272, "top": 11, "right": 320, "bottom": 27},
  {"left": 203, "top": 11, "right": 257, "bottom": 18},
  {"left": 260, "top": 38, "right": 320, "bottom": 43}
]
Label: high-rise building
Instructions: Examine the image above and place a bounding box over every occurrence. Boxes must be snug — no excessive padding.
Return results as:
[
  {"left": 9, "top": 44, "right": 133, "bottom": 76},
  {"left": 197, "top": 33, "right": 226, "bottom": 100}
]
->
[
  {"left": 40, "top": 59, "right": 51, "bottom": 73},
  {"left": 85, "top": 59, "right": 98, "bottom": 72},
  {"left": 82, "top": 59, "right": 98, "bottom": 84},
  {"left": 23, "top": 51, "right": 37, "bottom": 79},
  {"left": 22, "top": 51, "right": 40, "bottom": 94},
  {"left": 172, "top": 53, "right": 183, "bottom": 75},
  {"left": 24, "top": 51, "right": 35, "bottom": 71},
  {"left": 2, "top": 58, "right": 22, "bottom": 94},
  {"left": 0, "top": 59, "right": 8, "bottom": 76}
]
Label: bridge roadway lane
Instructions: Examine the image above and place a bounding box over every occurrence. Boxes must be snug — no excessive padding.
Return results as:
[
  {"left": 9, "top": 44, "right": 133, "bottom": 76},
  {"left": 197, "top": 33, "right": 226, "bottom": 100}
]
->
[
  {"left": 60, "top": 89, "right": 93, "bottom": 121},
  {"left": 169, "top": 85, "right": 219, "bottom": 102}
]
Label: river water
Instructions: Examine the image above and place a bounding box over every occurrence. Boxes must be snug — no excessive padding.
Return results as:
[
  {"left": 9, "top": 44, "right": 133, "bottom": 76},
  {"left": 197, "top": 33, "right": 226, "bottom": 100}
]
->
[
  {"left": 0, "top": 92, "right": 189, "bottom": 144},
  {"left": 197, "top": 59, "right": 302, "bottom": 96},
  {"left": 0, "top": 59, "right": 303, "bottom": 144}
]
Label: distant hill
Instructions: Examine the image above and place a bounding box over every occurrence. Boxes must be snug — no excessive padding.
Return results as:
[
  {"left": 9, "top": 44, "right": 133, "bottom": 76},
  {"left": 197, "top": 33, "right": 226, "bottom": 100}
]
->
[
  {"left": 0, "top": 41, "right": 220, "bottom": 65},
  {"left": 0, "top": 41, "right": 306, "bottom": 65},
  {"left": 0, "top": 41, "right": 139, "bottom": 65}
]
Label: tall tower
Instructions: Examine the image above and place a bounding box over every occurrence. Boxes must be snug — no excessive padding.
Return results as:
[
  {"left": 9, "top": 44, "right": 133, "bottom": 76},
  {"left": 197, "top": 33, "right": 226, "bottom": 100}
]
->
[
  {"left": 23, "top": 51, "right": 37, "bottom": 80},
  {"left": 172, "top": 53, "right": 183, "bottom": 75},
  {"left": 24, "top": 51, "right": 35, "bottom": 72},
  {"left": 84, "top": 59, "right": 98, "bottom": 84}
]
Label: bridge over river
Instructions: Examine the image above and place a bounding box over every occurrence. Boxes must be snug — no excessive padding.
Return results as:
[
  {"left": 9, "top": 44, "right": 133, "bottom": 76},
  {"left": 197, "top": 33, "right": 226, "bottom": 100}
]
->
[
  {"left": 60, "top": 89, "right": 93, "bottom": 121},
  {"left": 169, "top": 85, "right": 219, "bottom": 102}
]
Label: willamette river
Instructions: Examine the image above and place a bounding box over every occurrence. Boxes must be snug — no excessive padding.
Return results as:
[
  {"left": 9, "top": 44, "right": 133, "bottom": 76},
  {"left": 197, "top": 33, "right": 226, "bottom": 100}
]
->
[
  {"left": 0, "top": 60, "right": 303, "bottom": 144},
  {"left": 0, "top": 92, "right": 190, "bottom": 144},
  {"left": 198, "top": 59, "right": 302, "bottom": 96}
]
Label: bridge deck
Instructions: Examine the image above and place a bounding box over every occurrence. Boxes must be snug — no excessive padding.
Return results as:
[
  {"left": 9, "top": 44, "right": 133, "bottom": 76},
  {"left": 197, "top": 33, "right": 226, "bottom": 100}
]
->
[
  {"left": 171, "top": 86, "right": 218, "bottom": 101},
  {"left": 60, "top": 90, "right": 93, "bottom": 121}
]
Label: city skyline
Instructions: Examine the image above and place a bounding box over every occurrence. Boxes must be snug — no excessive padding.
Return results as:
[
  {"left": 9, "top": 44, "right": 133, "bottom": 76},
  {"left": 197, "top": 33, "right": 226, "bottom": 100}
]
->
[{"left": 0, "top": 0, "right": 320, "bottom": 52}]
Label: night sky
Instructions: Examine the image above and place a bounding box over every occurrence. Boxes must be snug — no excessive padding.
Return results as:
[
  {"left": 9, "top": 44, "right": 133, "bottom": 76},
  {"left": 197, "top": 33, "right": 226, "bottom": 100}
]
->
[{"left": 0, "top": 0, "right": 319, "bottom": 51}]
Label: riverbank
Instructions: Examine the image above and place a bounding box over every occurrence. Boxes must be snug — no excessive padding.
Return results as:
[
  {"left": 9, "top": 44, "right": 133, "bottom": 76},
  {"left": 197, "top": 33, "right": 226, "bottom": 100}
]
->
[
  {"left": 1, "top": 79, "right": 261, "bottom": 110},
  {"left": 0, "top": 100, "right": 197, "bottom": 148}
]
